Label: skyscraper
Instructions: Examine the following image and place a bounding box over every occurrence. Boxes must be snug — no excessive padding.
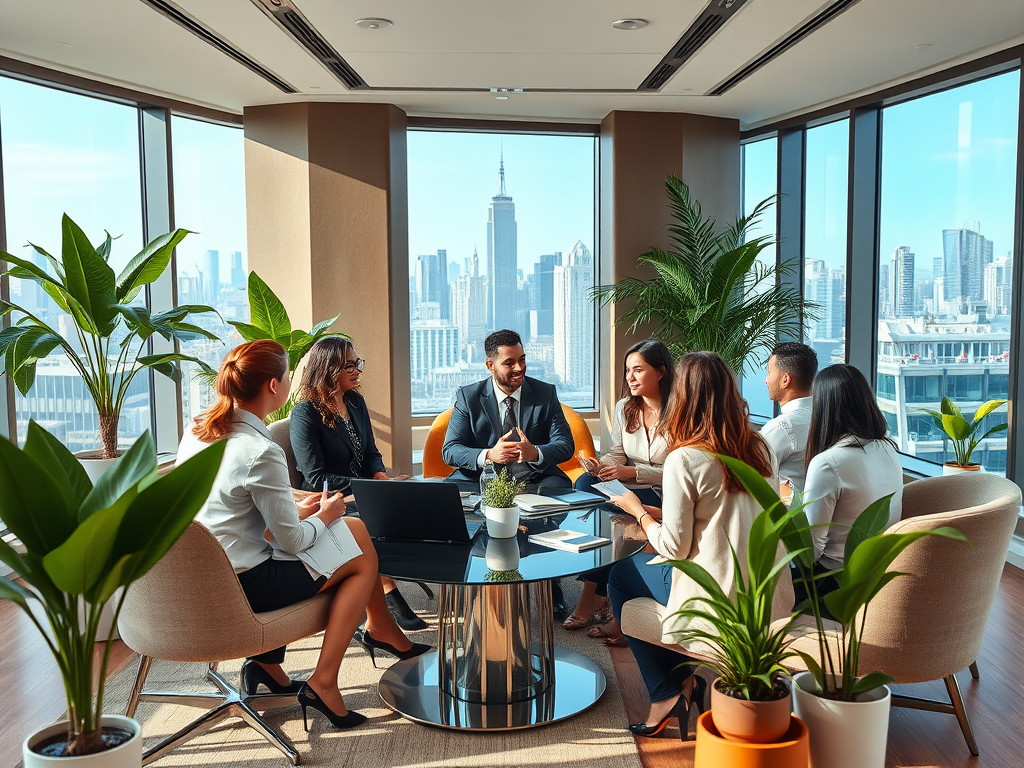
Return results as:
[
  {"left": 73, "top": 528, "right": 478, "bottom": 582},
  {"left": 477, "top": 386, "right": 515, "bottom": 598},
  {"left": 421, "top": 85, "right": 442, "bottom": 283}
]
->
[
  {"left": 878, "top": 263, "right": 891, "bottom": 318},
  {"left": 554, "top": 241, "right": 594, "bottom": 390},
  {"left": 531, "top": 253, "right": 561, "bottom": 337},
  {"left": 415, "top": 249, "right": 450, "bottom": 320},
  {"left": 486, "top": 153, "right": 517, "bottom": 331},
  {"left": 230, "top": 251, "right": 245, "bottom": 290},
  {"left": 201, "top": 249, "right": 220, "bottom": 305},
  {"left": 942, "top": 222, "right": 993, "bottom": 305},
  {"left": 890, "top": 246, "right": 915, "bottom": 317},
  {"left": 451, "top": 248, "right": 487, "bottom": 361}
]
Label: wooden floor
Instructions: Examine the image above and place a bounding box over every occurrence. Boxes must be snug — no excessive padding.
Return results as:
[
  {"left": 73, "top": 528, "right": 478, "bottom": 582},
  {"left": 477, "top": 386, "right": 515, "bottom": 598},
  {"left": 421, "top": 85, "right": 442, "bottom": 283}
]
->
[
  {"left": 5, "top": 565, "right": 1024, "bottom": 767},
  {"left": 612, "top": 563, "right": 1024, "bottom": 768}
]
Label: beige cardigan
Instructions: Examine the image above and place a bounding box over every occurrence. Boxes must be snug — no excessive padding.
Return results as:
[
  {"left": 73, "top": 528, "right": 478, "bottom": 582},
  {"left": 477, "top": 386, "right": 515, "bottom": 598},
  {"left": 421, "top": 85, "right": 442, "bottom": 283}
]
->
[
  {"left": 645, "top": 446, "right": 795, "bottom": 646},
  {"left": 604, "top": 398, "right": 671, "bottom": 488}
]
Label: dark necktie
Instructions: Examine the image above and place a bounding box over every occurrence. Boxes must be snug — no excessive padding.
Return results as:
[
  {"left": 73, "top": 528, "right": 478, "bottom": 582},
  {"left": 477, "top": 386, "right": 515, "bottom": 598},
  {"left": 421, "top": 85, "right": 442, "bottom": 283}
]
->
[{"left": 501, "top": 396, "right": 531, "bottom": 480}]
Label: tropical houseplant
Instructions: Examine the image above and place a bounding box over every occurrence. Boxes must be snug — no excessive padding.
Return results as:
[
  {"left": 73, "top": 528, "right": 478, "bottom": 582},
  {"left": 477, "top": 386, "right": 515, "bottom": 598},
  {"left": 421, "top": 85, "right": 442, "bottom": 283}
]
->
[
  {"left": 720, "top": 454, "right": 967, "bottom": 768},
  {"left": 0, "top": 214, "right": 219, "bottom": 464},
  {"left": 917, "top": 397, "right": 1007, "bottom": 473},
  {"left": 0, "top": 422, "right": 225, "bottom": 764},
  {"left": 667, "top": 498, "right": 805, "bottom": 744},
  {"left": 481, "top": 467, "right": 525, "bottom": 539},
  {"left": 592, "top": 176, "right": 815, "bottom": 376}
]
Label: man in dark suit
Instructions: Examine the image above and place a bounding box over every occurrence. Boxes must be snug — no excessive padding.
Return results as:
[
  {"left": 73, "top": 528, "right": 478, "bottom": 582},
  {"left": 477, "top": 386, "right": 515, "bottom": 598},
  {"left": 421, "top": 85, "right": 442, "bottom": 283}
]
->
[
  {"left": 442, "top": 329, "right": 575, "bottom": 488},
  {"left": 443, "top": 329, "right": 575, "bottom": 617}
]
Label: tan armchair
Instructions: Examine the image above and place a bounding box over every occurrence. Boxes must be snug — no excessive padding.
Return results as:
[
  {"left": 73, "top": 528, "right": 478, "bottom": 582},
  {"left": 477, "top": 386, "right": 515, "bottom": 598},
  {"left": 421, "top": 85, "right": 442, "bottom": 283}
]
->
[
  {"left": 268, "top": 417, "right": 304, "bottom": 489},
  {"left": 781, "top": 472, "right": 1021, "bottom": 756},
  {"left": 118, "top": 522, "right": 334, "bottom": 765}
]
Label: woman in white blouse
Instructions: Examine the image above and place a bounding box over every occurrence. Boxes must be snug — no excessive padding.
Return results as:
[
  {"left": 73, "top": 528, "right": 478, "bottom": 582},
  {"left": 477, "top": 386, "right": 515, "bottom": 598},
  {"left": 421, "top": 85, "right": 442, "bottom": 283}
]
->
[
  {"left": 565, "top": 340, "right": 674, "bottom": 637},
  {"left": 800, "top": 364, "right": 903, "bottom": 601},
  {"left": 176, "top": 340, "right": 427, "bottom": 732},
  {"left": 606, "top": 352, "right": 791, "bottom": 739}
]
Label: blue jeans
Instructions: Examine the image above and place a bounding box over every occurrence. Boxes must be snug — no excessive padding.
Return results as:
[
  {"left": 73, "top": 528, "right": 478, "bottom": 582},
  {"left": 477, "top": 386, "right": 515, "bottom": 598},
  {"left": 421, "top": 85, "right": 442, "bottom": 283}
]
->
[{"left": 608, "top": 552, "right": 694, "bottom": 703}]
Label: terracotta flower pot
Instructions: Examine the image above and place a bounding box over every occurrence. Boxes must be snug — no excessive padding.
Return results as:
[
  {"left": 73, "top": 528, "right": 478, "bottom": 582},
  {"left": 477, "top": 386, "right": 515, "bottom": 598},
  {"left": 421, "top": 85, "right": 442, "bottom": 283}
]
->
[
  {"left": 710, "top": 679, "right": 792, "bottom": 743},
  {"left": 695, "top": 711, "right": 809, "bottom": 768}
]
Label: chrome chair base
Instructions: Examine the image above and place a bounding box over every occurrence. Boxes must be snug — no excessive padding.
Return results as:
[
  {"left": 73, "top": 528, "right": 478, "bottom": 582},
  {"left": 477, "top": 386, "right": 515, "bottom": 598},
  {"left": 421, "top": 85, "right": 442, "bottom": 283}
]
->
[
  {"left": 125, "top": 655, "right": 301, "bottom": 765},
  {"left": 891, "top": 672, "right": 979, "bottom": 756}
]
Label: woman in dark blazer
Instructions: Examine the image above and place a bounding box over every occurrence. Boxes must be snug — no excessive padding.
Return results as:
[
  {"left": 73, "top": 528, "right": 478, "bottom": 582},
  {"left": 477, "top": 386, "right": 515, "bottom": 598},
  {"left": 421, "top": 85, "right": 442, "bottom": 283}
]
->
[{"left": 290, "top": 337, "right": 426, "bottom": 630}]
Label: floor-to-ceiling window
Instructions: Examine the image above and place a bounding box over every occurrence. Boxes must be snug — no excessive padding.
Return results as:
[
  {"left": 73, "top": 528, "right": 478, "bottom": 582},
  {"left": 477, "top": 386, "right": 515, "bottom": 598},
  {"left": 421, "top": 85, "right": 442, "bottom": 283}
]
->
[
  {"left": 876, "top": 70, "right": 1020, "bottom": 474},
  {"left": 406, "top": 129, "right": 598, "bottom": 415},
  {"left": 0, "top": 76, "right": 148, "bottom": 451},
  {"left": 804, "top": 119, "right": 849, "bottom": 367},
  {"left": 170, "top": 116, "right": 248, "bottom": 428},
  {"left": 740, "top": 136, "right": 779, "bottom": 419}
]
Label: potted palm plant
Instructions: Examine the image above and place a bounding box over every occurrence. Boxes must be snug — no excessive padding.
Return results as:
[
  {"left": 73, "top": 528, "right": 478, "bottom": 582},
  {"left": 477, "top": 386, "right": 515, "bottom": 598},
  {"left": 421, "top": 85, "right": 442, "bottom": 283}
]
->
[
  {"left": 592, "top": 176, "right": 815, "bottom": 375},
  {"left": 667, "top": 499, "right": 804, "bottom": 746},
  {"left": 1, "top": 421, "right": 225, "bottom": 766},
  {"left": 481, "top": 468, "right": 526, "bottom": 539},
  {"left": 0, "top": 214, "right": 219, "bottom": 477},
  {"left": 223, "top": 271, "right": 347, "bottom": 422},
  {"left": 917, "top": 397, "right": 1007, "bottom": 474},
  {"left": 721, "top": 455, "right": 967, "bottom": 768}
]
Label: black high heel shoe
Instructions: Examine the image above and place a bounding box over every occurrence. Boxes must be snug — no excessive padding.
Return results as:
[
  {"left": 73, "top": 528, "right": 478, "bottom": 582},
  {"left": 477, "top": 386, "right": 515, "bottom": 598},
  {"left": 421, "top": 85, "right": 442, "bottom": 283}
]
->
[
  {"left": 385, "top": 588, "right": 429, "bottom": 631},
  {"left": 358, "top": 630, "right": 431, "bottom": 669},
  {"left": 240, "top": 660, "right": 303, "bottom": 696},
  {"left": 297, "top": 682, "right": 368, "bottom": 732},
  {"left": 628, "top": 675, "right": 708, "bottom": 740}
]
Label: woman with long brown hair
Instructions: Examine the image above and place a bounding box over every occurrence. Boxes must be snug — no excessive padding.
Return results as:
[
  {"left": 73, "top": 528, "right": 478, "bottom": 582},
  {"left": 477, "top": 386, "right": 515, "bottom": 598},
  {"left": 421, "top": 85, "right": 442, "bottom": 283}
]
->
[
  {"left": 176, "top": 340, "right": 428, "bottom": 731},
  {"left": 606, "top": 351, "right": 791, "bottom": 740},
  {"left": 289, "top": 336, "right": 427, "bottom": 632}
]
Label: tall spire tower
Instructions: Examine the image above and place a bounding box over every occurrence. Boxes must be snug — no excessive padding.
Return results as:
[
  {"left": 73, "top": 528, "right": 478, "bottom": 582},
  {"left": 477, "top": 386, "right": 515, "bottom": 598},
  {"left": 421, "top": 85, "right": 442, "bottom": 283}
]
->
[
  {"left": 486, "top": 151, "right": 517, "bottom": 330},
  {"left": 498, "top": 146, "right": 506, "bottom": 196}
]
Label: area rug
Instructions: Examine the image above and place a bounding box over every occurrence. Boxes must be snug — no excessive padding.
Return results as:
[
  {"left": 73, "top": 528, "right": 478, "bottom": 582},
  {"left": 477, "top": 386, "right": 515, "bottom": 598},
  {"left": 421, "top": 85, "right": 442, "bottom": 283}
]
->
[{"left": 101, "top": 579, "right": 643, "bottom": 768}]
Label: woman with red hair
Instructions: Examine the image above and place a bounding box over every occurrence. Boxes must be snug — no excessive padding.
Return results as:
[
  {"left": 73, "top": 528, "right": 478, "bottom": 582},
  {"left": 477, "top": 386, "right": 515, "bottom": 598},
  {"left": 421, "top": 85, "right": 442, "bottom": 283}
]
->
[
  {"left": 177, "top": 340, "right": 428, "bottom": 731},
  {"left": 607, "top": 352, "right": 792, "bottom": 740}
]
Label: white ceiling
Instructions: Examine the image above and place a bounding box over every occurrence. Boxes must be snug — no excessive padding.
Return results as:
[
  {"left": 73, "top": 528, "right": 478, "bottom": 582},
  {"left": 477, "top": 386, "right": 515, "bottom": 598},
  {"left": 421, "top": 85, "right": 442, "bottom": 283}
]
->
[{"left": 0, "top": 0, "right": 1022, "bottom": 128}]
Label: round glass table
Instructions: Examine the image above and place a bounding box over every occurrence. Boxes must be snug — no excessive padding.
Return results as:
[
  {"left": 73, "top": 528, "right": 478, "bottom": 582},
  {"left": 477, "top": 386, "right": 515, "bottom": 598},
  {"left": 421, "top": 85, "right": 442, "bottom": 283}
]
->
[{"left": 374, "top": 501, "right": 646, "bottom": 731}]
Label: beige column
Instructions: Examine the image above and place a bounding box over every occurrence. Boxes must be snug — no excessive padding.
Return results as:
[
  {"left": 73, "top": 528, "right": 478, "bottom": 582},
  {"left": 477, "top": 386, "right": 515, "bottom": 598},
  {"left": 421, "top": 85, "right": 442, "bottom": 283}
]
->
[
  {"left": 598, "top": 111, "right": 740, "bottom": 441},
  {"left": 244, "top": 102, "right": 412, "bottom": 473}
]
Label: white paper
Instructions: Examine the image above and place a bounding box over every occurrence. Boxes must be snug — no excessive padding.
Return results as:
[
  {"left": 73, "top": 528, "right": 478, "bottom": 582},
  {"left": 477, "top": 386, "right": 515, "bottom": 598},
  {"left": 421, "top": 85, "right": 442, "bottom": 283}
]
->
[
  {"left": 515, "top": 493, "right": 570, "bottom": 512},
  {"left": 592, "top": 479, "right": 629, "bottom": 498},
  {"left": 290, "top": 518, "right": 362, "bottom": 578}
]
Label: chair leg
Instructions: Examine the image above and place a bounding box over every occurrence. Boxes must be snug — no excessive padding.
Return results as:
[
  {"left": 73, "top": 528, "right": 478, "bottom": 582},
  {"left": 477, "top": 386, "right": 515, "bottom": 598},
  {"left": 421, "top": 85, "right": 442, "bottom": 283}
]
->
[
  {"left": 238, "top": 701, "right": 301, "bottom": 765},
  {"left": 141, "top": 702, "right": 236, "bottom": 766},
  {"left": 414, "top": 581, "right": 435, "bottom": 599},
  {"left": 944, "top": 674, "right": 980, "bottom": 756},
  {"left": 126, "top": 655, "right": 152, "bottom": 719},
  {"left": 969, "top": 660, "right": 980, "bottom": 680}
]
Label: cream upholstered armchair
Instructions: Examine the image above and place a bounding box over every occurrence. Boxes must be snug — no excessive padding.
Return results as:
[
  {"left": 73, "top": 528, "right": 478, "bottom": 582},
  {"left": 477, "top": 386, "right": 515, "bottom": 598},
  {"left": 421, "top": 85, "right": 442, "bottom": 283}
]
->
[
  {"left": 118, "top": 522, "right": 334, "bottom": 765},
  {"left": 780, "top": 472, "right": 1020, "bottom": 756},
  {"left": 268, "top": 417, "right": 304, "bottom": 490}
]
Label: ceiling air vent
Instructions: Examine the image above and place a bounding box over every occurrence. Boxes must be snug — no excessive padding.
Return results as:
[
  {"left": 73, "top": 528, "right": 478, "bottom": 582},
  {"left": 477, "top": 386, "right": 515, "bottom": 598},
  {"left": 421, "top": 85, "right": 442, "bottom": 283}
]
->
[
  {"left": 138, "top": 0, "right": 297, "bottom": 93},
  {"left": 638, "top": 0, "right": 751, "bottom": 92},
  {"left": 249, "top": 0, "right": 368, "bottom": 90},
  {"left": 709, "top": 0, "right": 864, "bottom": 95}
]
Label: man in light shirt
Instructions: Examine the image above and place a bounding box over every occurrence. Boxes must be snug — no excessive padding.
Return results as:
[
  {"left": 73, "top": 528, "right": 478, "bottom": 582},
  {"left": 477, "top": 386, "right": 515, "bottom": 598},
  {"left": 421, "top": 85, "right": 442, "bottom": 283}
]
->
[{"left": 759, "top": 342, "right": 817, "bottom": 493}]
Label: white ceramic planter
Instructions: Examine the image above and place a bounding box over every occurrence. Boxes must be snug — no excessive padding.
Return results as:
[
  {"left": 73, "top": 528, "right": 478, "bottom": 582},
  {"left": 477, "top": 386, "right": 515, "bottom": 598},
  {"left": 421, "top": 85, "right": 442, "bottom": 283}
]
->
[
  {"left": 942, "top": 462, "right": 984, "bottom": 476},
  {"left": 484, "top": 505, "right": 519, "bottom": 539},
  {"left": 791, "top": 671, "right": 890, "bottom": 768},
  {"left": 23, "top": 715, "right": 141, "bottom": 768},
  {"left": 485, "top": 536, "right": 521, "bottom": 571},
  {"left": 74, "top": 451, "right": 119, "bottom": 485}
]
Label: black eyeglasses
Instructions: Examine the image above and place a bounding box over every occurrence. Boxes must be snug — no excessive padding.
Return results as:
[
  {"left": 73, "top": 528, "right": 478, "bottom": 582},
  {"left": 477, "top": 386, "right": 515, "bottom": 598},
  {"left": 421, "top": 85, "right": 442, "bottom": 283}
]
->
[{"left": 343, "top": 358, "right": 365, "bottom": 373}]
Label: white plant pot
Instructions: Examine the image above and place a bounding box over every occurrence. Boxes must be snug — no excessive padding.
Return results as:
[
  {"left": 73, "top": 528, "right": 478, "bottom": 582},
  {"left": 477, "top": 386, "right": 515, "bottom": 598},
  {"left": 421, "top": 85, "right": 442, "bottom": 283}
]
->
[
  {"left": 942, "top": 462, "right": 984, "bottom": 476},
  {"left": 485, "top": 536, "right": 521, "bottom": 571},
  {"left": 484, "top": 505, "right": 519, "bottom": 539},
  {"left": 23, "top": 715, "right": 141, "bottom": 768},
  {"left": 791, "top": 671, "right": 890, "bottom": 768},
  {"left": 74, "top": 451, "right": 119, "bottom": 485}
]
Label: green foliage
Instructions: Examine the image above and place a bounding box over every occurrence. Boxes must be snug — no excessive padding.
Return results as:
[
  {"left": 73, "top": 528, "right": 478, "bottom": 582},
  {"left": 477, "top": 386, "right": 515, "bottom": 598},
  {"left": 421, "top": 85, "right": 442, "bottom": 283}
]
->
[
  {"left": 481, "top": 467, "right": 526, "bottom": 508},
  {"left": 485, "top": 569, "right": 524, "bottom": 582},
  {"left": 917, "top": 397, "right": 1007, "bottom": 467},
  {"left": 224, "top": 271, "right": 347, "bottom": 422},
  {"left": 667, "top": 473, "right": 807, "bottom": 701},
  {"left": 720, "top": 454, "right": 968, "bottom": 701},
  {"left": 591, "top": 177, "right": 817, "bottom": 375},
  {"left": 0, "top": 215, "right": 219, "bottom": 458},
  {"left": 0, "top": 422, "right": 224, "bottom": 754}
]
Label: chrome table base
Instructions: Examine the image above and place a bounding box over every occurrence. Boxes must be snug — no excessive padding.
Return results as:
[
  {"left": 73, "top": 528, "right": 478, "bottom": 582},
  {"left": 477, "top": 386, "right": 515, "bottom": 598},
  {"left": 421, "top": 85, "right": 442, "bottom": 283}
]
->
[{"left": 378, "top": 581, "right": 607, "bottom": 730}]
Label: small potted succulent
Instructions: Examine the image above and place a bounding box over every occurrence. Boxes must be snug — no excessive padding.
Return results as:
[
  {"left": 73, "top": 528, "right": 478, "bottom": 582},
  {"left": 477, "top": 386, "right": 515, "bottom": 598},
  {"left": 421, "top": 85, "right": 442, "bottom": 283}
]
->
[
  {"left": 917, "top": 397, "right": 1007, "bottom": 474},
  {"left": 481, "top": 467, "right": 525, "bottom": 539}
]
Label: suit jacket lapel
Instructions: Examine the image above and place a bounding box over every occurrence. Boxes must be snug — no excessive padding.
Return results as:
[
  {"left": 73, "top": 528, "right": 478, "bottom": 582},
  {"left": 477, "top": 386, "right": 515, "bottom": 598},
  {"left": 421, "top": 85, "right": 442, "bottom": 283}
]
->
[
  {"left": 518, "top": 378, "right": 535, "bottom": 433},
  {"left": 480, "top": 382, "right": 502, "bottom": 440}
]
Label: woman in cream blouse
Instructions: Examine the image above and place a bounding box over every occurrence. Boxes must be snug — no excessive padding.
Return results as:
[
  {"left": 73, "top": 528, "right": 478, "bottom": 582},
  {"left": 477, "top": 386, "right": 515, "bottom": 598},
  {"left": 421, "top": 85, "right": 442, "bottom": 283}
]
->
[
  {"left": 565, "top": 340, "right": 674, "bottom": 635},
  {"left": 607, "top": 352, "right": 793, "bottom": 739}
]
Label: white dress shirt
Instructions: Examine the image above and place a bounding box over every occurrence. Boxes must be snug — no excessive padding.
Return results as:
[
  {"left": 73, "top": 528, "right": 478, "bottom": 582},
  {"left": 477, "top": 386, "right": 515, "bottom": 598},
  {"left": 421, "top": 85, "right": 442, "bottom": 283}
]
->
[
  {"left": 604, "top": 398, "right": 671, "bottom": 488},
  {"left": 476, "top": 378, "right": 544, "bottom": 468},
  {"left": 759, "top": 396, "right": 813, "bottom": 492},
  {"left": 176, "top": 409, "right": 326, "bottom": 573},
  {"left": 803, "top": 436, "right": 904, "bottom": 569}
]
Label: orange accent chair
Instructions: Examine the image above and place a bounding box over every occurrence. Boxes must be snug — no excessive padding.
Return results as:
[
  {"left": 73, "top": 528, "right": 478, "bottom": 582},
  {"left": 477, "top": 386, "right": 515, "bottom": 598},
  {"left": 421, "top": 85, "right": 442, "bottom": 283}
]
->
[{"left": 421, "top": 403, "right": 596, "bottom": 482}]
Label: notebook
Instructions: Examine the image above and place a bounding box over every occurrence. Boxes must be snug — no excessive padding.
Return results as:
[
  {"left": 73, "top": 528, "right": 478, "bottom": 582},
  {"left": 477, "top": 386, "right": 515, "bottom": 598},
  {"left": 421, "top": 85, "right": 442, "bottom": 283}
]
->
[
  {"left": 528, "top": 528, "right": 610, "bottom": 553},
  {"left": 514, "top": 490, "right": 605, "bottom": 515}
]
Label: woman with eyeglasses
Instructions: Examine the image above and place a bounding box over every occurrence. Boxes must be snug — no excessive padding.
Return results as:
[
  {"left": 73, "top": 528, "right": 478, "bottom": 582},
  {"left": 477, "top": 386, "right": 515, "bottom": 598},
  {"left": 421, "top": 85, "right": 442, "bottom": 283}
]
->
[{"left": 290, "top": 337, "right": 427, "bottom": 631}]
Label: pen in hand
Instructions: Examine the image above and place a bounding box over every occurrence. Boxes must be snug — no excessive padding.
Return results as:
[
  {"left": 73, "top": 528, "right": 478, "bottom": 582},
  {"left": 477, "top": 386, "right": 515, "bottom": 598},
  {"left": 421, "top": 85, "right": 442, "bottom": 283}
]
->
[{"left": 322, "top": 479, "right": 329, "bottom": 508}]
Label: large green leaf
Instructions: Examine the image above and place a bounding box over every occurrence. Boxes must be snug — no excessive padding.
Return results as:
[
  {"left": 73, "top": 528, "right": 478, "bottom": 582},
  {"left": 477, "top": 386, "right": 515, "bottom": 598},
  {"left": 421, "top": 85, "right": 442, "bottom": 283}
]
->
[
  {"left": 23, "top": 421, "right": 93, "bottom": 513},
  {"left": 112, "top": 440, "right": 226, "bottom": 585},
  {"left": 111, "top": 304, "right": 157, "bottom": 341},
  {"left": 42, "top": 504, "right": 127, "bottom": 595},
  {"left": 137, "top": 352, "right": 212, "bottom": 383},
  {"left": 115, "top": 228, "right": 191, "bottom": 303},
  {"left": 309, "top": 314, "right": 341, "bottom": 338},
  {"left": 0, "top": 434, "right": 75, "bottom": 554},
  {"left": 5, "top": 326, "right": 65, "bottom": 395},
  {"left": 227, "top": 320, "right": 272, "bottom": 342},
  {"left": 60, "top": 214, "right": 118, "bottom": 335},
  {"left": 942, "top": 413, "right": 973, "bottom": 441},
  {"left": 247, "top": 272, "right": 291, "bottom": 342},
  {"left": 842, "top": 494, "right": 894, "bottom": 567},
  {"left": 0, "top": 576, "right": 38, "bottom": 613},
  {"left": 79, "top": 432, "right": 157, "bottom": 521},
  {"left": 972, "top": 399, "right": 1008, "bottom": 424}
]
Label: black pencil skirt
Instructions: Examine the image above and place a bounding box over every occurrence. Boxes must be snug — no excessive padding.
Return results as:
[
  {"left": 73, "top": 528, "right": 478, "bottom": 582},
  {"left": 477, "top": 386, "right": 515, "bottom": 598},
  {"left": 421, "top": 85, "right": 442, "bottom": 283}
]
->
[{"left": 237, "top": 558, "right": 328, "bottom": 664}]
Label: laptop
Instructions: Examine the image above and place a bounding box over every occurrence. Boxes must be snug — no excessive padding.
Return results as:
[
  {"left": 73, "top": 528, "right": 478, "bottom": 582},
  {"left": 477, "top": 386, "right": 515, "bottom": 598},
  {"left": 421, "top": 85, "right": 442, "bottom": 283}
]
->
[{"left": 349, "top": 479, "right": 484, "bottom": 543}]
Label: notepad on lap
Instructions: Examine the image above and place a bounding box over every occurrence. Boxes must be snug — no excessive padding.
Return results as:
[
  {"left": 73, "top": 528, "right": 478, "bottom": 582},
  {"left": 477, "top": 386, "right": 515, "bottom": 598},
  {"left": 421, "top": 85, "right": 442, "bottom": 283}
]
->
[
  {"left": 529, "top": 528, "right": 610, "bottom": 553},
  {"left": 287, "top": 518, "right": 362, "bottom": 578},
  {"left": 592, "top": 479, "right": 630, "bottom": 498}
]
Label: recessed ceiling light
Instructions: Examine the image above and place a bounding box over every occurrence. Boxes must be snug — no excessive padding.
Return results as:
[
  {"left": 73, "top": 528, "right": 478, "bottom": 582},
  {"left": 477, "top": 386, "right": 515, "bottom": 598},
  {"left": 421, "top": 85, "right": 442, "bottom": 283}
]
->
[
  {"left": 496, "top": 95, "right": 509, "bottom": 100},
  {"left": 611, "top": 19, "right": 648, "bottom": 31},
  {"left": 53, "top": 41, "right": 74, "bottom": 48},
  {"left": 355, "top": 18, "right": 392, "bottom": 30},
  {"left": 915, "top": 43, "right": 933, "bottom": 50}
]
